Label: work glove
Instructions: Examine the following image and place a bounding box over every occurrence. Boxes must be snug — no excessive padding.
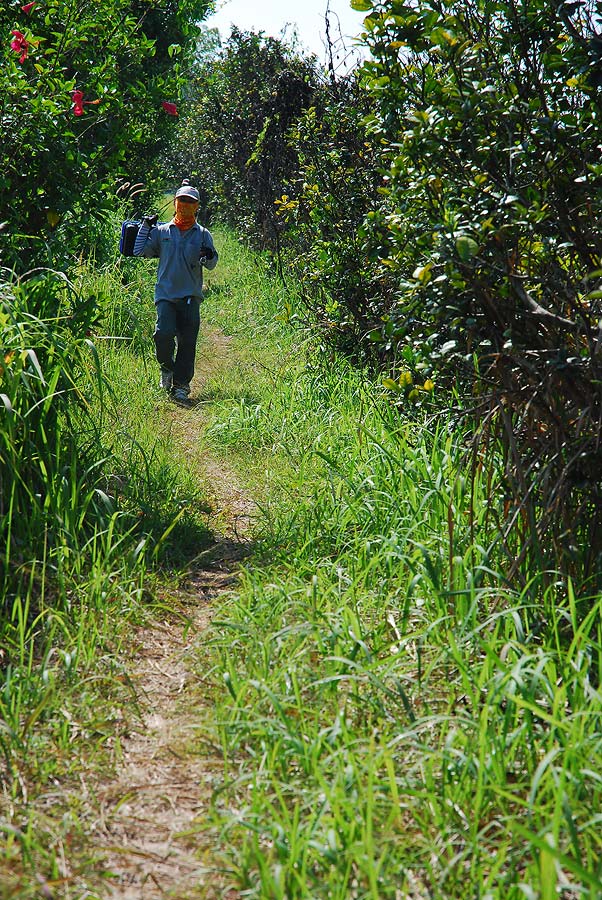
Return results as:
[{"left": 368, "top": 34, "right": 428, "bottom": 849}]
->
[
  {"left": 200, "top": 246, "right": 215, "bottom": 262},
  {"left": 142, "top": 213, "right": 158, "bottom": 227}
]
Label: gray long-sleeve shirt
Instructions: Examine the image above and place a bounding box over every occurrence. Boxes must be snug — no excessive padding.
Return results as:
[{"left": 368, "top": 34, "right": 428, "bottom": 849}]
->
[{"left": 133, "top": 220, "right": 218, "bottom": 302}]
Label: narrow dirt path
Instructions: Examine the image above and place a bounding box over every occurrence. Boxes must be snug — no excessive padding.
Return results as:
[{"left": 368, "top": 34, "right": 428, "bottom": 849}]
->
[{"left": 94, "top": 325, "right": 254, "bottom": 899}]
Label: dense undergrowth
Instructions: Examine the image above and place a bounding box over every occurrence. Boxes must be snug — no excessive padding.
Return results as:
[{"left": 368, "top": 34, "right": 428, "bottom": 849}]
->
[
  {"left": 176, "top": 2, "right": 602, "bottom": 585},
  {"left": 1, "top": 224, "right": 601, "bottom": 897},
  {"left": 0, "top": 232, "right": 213, "bottom": 895},
  {"left": 2, "top": 0, "right": 602, "bottom": 892},
  {"left": 195, "top": 237, "right": 602, "bottom": 898}
]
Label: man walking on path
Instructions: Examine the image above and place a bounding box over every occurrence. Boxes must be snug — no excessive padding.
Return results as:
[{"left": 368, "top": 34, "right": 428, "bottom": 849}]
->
[{"left": 134, "top": 179, "right": 218, "bottom": 405}]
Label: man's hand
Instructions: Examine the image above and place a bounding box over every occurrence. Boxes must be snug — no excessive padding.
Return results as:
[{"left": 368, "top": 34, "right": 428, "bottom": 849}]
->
[
  {"left": 200, "top": 246, "right": 215, "bottom": 262},
  {"left": 142, "top": 213, "right": 158, "bottom": 227}
]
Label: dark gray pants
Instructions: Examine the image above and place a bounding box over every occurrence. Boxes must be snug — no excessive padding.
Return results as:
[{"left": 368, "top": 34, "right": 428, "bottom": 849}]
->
[{"left": 154, "top": 297, "right": 200, "bottom": 392}]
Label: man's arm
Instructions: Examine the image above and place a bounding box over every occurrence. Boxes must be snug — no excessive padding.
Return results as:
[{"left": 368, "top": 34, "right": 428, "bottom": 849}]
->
[{"left": 133, "top": 214, "right": 159, "bottom": 257}]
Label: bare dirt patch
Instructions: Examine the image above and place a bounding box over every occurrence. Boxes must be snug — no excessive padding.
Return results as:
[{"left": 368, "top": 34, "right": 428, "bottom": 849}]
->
[{"left": 94, "top": 324, "right": 255, "bottom": 899}]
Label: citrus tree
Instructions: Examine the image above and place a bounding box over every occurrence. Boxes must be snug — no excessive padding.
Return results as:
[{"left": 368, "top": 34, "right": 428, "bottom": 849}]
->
[{"left": 358, "top": 0, "right": 602, "bottom": 581}]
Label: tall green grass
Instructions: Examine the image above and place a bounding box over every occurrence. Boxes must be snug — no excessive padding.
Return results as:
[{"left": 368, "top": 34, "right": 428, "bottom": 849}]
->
[
  {"left": 0, "top": 256, "right": 211, "bottom": 894},
  {"left": 0, "top": 269, "right": 147, "bottom": 628},
  {"left": 3, "top": 227, "right": 600, "bottom": 897},
  {"left": 0, "top": 270, "right": 140, "bottom": 891},
  {"left": 196, "top": 244, "right": 602, "bottom": 898}
]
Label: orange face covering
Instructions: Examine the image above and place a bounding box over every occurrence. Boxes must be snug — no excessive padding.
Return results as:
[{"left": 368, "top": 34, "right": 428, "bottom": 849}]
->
[{"left": 173, "top": 199, "right": 199, "bottom": 230}]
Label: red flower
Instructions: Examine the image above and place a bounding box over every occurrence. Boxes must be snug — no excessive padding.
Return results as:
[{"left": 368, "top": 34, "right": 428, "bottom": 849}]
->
[
  {"left": 161, "top": 101, "right": 178, "bottom": 116},
  {"left": 21, "top": 2, "right": 36, "bottom": 13},
  {"left": 72, "top": 89, "right": 85, "bottom": 116},
  {"left": 10, "top": 30, "right": 29, "bottom": 63},
  {"left": 71, "top": 88, "right": 100, "bottom": 116}
]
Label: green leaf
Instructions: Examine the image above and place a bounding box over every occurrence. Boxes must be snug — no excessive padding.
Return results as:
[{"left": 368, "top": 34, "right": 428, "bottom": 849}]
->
[
  {"left": 350, "top": 0, "right": 373, "bottom": 9},
  {"left": 540, "top": 834, "right": 557, "bottom": 900},
  {"left": 456, "top": 235, "right": 479, "bottom": 262}
]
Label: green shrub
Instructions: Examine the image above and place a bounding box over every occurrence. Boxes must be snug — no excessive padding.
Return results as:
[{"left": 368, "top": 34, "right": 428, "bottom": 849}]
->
[
  {"left": 0, "top": 0, "right": 213, "bottom": 271},
  {"left": 355, "top": 0, "right": 602, "bottom": 582}
]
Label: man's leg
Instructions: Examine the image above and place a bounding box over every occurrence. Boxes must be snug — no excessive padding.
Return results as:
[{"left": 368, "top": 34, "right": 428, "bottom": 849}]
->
[
  {"left": 173, "top": 298, "right": 200, "bottom": 397},
  {"left": 154, "top": 300, "right": 177, "bottom": 390}
]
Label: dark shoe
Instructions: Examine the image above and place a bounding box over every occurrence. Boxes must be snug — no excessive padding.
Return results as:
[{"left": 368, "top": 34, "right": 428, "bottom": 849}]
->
[{"left": 172, "top": 386, "right": 193, "bottom": 406}]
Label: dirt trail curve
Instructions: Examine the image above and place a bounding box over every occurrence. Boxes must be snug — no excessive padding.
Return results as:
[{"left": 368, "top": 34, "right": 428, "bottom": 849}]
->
[{"left": 96, "top": 326, "right": 254, "bottom": 900}]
